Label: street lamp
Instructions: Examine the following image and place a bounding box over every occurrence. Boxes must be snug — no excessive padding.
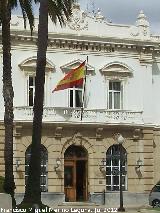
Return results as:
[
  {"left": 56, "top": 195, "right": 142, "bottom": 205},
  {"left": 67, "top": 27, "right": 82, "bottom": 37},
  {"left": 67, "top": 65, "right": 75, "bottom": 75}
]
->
[{"left": 117, "top": 133, "right": 125, "bottom": 212}]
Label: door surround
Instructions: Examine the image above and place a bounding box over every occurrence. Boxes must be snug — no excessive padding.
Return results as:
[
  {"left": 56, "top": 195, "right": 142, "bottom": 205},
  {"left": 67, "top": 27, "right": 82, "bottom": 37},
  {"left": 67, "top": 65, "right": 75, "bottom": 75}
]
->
[{"left": 64, "top": 145, "right": 88, "bottom": 202}]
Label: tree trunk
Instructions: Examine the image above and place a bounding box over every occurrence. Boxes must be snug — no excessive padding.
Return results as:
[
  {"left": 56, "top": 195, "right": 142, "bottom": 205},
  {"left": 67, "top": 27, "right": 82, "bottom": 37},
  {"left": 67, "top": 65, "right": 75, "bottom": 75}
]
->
[
  {"left": 1, "top": 0, "right": 16, "bottom": 208},
  {"left": 23, "top": 0, "right": 48, "bottom": 204}
]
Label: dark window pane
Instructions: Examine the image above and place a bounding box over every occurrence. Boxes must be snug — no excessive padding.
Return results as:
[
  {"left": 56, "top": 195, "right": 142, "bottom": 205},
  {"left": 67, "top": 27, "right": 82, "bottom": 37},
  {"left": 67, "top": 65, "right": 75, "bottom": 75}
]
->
[
  {"left": 113, "top": 176, "right": 119, "bottom": 185},
  {"left": 75, "top": 90, "right": 82, "bottom": 107},
  {"left": 64, "top": 166, "right": 73, "bottom": 187},
  {"left": 70, "top": 90, "right": 73, "bottom": 107},
  {"left": 29, "top": 88, "right": 33, "bottom": 106},
  {"left": 112, "top": 158, "right": 119, "bottom": 166},
  {"left": 122, "top": 167, "right": 127, "bottom": 174},
  {"left": 29, "top": 76, "right": 33, "bottom": 86},
  {"left": 40, "top": 176, "right": 46, "bottom": 185},
  {"left": 114, "top": 92, "right": 120, "bottom": 109},
  {"left": 106, "top": 167, "right": 111, "bottom": 175},
  {"left": 113, "top": 82, "right": 120, "bottom": 91},
  {"left": 41, "top": 166, "right": 46, "bottom": 173},
  {"left": 106, "top": 186, "right": 111, "bottom": 191},
  {"left": 25, "top": 166, "right": 29, "bottom": 175},
  {"left": 106, "top": 176, "right": 111, "bottom": 185},
  {"left": 109, "top": 92, "right": 112, "bottom": 109},
  {"left": 112, "top": 167, "right": 119, "bottom": 175},
  {"left": 25, "top": 176, "right": 28, "bottom": 183},
  {"left": 113, "top": 186, "right": 119, "bottom": 191},
  {"left": 109, "top": 82, "right": 112, "bottom": 90},
  {"left": 106, "top": 158, "right": 111, "bottom": 166},
  {"left": 112, "top": 145, "right": 119, "bottom": 154},
  {"left": 122, "top": 176, "right": 125, "bottom": 185}
]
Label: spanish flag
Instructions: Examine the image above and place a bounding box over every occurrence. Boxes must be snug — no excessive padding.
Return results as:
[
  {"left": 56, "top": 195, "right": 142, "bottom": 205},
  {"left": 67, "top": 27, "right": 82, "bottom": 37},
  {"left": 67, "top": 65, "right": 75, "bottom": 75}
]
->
[{"left": 53, "top": 61, "right": 85, "bottom": 92}]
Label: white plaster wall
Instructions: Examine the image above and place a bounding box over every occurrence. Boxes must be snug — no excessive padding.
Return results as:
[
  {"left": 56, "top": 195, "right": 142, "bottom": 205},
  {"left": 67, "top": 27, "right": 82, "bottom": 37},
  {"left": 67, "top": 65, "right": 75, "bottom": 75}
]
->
[
  {"left": 152, "top": 62, "right": 160, "bottom": 125},
  {"left": 9, "top": 48, "right": 152, "bottom": 111},
  {"left": 0, "top": 8, "right": 160, "bottom": 126},
  {"left": 0, "top": 46, "right": 156, "bottom": 124}
]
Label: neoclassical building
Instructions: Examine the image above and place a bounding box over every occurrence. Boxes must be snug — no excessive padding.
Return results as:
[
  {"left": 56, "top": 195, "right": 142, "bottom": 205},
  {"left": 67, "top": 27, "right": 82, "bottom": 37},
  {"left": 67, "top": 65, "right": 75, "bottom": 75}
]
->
[{"left": 0, "top": 3, "right": 160, "bottom": 207}]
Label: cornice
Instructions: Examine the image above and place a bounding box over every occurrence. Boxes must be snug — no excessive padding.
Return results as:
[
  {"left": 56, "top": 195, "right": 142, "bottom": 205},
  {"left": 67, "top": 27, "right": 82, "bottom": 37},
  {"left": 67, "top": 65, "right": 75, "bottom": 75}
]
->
[
  {"left": 1, "top": 30, "right": 160, "bottom": 58},
  {"left": 8, "top": 34, "right": 159, "bottom": 54}
]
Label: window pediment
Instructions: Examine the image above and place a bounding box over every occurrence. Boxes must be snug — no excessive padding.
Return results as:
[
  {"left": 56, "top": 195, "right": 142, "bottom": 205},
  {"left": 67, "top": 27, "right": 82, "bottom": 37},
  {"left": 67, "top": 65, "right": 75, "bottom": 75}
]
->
[
  {"left": 19, "top": 56, "right": 55, "bottom": 73},
  {"left": 60, "top": 59, "right": 95, "bottom": 75},
  {"left": 100, "top": 62, "right": 133, "bottom": 77}
]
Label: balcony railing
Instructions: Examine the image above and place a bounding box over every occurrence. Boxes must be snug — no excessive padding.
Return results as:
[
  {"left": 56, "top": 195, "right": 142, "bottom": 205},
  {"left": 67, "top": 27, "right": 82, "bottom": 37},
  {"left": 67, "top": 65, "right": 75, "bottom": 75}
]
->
[{"left": 12, "top": 106, "right": 143, "bottom": 125}]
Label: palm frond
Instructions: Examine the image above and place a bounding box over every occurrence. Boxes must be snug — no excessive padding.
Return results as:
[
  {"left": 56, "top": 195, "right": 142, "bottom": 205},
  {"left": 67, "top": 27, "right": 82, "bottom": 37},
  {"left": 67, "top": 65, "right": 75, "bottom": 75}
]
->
[
  {"left": 10, "top": 0, "right": 18, "bottom": 10},
  {"left": 0, "top": 1, "right": 2, "bottom": 24},
  {"left": 19, "top": 0, "right": 34, "bottom": 33},
  {"left": 48, "top": 0, "right": 75, "bottom": 27}
]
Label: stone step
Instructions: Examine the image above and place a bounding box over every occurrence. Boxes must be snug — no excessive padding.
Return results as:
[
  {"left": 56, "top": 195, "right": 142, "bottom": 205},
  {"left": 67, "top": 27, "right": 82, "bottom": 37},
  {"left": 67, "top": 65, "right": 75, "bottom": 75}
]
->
[{"left": 58, "top": 202, "right": 100, "bottom": 207}]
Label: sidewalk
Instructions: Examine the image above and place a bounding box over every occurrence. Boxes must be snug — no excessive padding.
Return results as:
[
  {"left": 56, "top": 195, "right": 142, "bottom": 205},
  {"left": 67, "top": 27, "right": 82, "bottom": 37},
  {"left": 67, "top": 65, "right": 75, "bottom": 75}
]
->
[{"left": 53, "top": 204, "right": 159, "bottom": 213}]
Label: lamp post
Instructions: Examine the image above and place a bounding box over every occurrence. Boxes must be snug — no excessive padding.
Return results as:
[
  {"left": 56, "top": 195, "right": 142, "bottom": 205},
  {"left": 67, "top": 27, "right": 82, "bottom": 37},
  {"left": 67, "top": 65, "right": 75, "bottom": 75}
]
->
[{"left": 117, "top": 134, "right": 125, "bottom": 212}]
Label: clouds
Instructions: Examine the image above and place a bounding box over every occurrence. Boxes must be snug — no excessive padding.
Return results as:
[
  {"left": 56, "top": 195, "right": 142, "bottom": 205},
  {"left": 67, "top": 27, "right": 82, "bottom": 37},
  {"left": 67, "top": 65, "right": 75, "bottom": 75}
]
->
[{"left": 79, "top": 0, "right": 160, "bottom": 33}]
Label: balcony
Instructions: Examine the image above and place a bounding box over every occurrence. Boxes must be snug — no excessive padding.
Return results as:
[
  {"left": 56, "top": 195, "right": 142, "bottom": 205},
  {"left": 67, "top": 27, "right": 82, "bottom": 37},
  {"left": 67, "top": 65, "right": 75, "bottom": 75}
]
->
[{"left": 13, "top": 107, "right": 144, "bottom": 125}]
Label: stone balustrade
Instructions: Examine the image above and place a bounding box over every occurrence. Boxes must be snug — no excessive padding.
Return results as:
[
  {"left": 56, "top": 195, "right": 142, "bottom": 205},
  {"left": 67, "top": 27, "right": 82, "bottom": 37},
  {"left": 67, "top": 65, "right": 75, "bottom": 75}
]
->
[{"left": 12, "top": 107, "right": 143, "bottom": 125}]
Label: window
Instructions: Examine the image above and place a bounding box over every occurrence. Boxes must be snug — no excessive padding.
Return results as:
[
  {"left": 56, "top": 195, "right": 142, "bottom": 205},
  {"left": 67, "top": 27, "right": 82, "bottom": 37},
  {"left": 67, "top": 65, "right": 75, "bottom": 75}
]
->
[
  {"left": 28, "top": 75, "right": 35, "bottom": 106},
  {"left": 69, "top": 85, "right": 83, "bottom": 108},
  {"left": 106, "top": 144, "right": 127, "bottom": 191},
  {"left": 25, "top": 145, "right": 48, "bottom": 192},
  {"left": 108, "top": 81, "right": 122, "bottom": 109},
  {"left": 27, "top": 75, "right": 46, "bottom": 106}
]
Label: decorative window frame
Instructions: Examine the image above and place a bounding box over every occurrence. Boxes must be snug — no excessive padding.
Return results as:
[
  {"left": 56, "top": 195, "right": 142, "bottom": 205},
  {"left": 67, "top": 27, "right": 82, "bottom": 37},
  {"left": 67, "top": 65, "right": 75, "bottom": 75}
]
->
[
  {"left": 18, "top": 56, "right": 55, "bottom": 106},
  {"left": 100, "top": 61, "right": 133, "bottom": 110},
  {"left": 60, "top": 59, "right": 95, "bottom": 75},
  {"left": 61, "top": 59, "right": 95, "bottom": 108}
]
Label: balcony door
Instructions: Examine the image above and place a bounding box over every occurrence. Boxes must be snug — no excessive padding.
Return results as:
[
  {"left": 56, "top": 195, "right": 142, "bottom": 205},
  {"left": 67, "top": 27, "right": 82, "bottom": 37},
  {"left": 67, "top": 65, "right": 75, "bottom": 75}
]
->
[{"left": 64, "top": 145, "right": 88, "bottom": 202}]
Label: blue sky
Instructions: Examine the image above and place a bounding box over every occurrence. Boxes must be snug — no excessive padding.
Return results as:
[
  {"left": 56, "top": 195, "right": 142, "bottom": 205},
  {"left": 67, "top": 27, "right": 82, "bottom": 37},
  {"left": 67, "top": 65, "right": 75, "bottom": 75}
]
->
[
  {"left": 13, "top": 0, "right": 160, "bottom": 34},
  {"left": 79, "top": 0, "right": 160, "bottom": 34}
]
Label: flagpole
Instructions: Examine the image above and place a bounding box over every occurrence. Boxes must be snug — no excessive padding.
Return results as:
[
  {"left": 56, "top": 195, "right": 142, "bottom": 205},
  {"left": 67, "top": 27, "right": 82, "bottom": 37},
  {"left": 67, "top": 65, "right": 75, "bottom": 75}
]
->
[{"left": 81, "top": 56, "right": 88, "bottom": 121}]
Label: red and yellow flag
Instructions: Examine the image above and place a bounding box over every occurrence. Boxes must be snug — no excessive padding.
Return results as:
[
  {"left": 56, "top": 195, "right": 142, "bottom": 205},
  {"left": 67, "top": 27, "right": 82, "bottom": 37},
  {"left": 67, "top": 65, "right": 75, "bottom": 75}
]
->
[{"left": 53, "top": 61, "right": 85, "bottom": 92}]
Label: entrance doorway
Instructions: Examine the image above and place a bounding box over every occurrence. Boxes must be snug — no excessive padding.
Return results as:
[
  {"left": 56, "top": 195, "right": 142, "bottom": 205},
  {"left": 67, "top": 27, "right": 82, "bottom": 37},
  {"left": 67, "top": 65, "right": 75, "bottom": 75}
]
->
[{"left": 64, "top": 145, "right": 88, "bottom": 202}]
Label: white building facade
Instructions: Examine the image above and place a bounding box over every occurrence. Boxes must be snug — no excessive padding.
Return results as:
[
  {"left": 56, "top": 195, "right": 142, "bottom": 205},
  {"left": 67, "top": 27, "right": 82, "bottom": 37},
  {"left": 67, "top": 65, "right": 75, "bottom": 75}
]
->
[{"left": 0, "top": 3, "right": 160, "bottom": 207}]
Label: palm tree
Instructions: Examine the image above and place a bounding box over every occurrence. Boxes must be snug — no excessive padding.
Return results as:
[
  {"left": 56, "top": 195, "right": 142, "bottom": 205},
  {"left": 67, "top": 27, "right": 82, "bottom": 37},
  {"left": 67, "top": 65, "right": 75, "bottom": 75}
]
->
[
  {"left": 0, "top": 0, "right": 34, "bottom": 207},
  {"left": 22, "top": 0, "right": 74, "bottom": 205}
]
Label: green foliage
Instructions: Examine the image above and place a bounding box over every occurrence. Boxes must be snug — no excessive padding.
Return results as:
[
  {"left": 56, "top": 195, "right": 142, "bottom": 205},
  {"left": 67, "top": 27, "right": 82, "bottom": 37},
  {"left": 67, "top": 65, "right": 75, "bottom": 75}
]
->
[
  {"left": 0, "top": 176, "right": 5, "bottom": 193},
  {"left": 0, "top": 0, "right": 34, "bottom": 33}
]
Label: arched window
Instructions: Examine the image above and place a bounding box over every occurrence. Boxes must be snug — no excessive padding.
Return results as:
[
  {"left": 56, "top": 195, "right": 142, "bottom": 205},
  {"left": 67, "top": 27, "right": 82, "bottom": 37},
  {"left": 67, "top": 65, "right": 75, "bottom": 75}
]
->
[
  {"left": 25, "top": 144, "right": 48, "bottom": 192},
  {"left": 106, "top": 144, "right": 127, "bottom": 191}
]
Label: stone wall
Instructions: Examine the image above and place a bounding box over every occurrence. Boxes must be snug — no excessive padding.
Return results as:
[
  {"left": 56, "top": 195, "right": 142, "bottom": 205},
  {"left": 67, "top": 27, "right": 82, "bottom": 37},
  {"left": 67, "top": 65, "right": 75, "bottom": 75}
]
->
[
  {"left": 0, "top": 122, "right": 157, "bottom": 205},
  {"left": 13, "top": 124, "right": 157, "bottom": 196},
  {"left": 153, "top": 130, "right": 160, "bottom": 184}
]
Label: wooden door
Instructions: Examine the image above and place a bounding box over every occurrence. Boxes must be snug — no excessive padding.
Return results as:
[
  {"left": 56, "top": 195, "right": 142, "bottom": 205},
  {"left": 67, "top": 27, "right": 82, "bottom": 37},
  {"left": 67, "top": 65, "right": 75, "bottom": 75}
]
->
[
  {"left": 64, "top": 145, "right": 88, "bottom": 202},
  {"left": 83, "top": 160, "right": 88, "bottom": 201},
  {"left": 64, "top": 160, "right": 76, "bottom": 201},
  {"left": 76, "top": 160, "right": 88, "bottom": 201}
]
